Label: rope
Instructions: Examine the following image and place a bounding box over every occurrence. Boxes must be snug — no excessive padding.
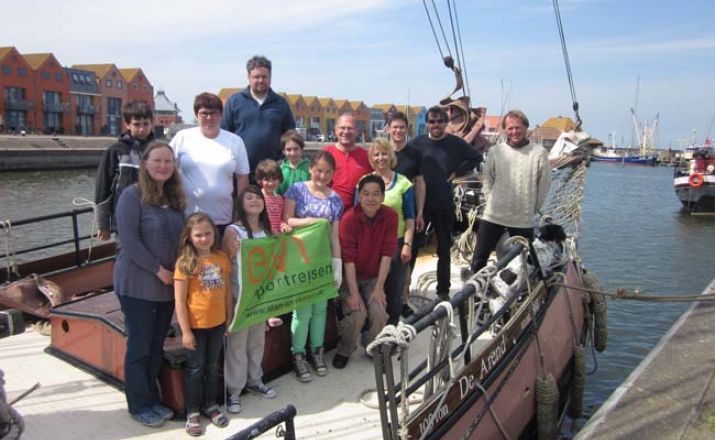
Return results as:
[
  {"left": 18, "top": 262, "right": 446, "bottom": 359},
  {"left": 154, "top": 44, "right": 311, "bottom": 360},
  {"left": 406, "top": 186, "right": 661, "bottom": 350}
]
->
[
  {"left": 450, "top": 0, "right": 470, "bottom": 97},
  {"left": 71, "top": 197, "right": 102, "bottom": 263},
  {"left": 1, "top": 220, "right": 21, "bottom": 282},
  {"left": 552, "top": 0, "right": 582, "bottom": 126},
  {"left": 554, "top": 283, "right": 715, "bottom": 302},
  {"left": 422, "top": 0, "right": 447, "bottom": 60}
]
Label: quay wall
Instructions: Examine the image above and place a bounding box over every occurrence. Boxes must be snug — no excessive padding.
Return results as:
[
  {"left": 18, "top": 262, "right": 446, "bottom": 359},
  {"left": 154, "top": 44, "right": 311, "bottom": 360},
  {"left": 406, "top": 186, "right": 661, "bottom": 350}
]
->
[{"left": 0, "top": 135, "right": 327, "bottom": 171}]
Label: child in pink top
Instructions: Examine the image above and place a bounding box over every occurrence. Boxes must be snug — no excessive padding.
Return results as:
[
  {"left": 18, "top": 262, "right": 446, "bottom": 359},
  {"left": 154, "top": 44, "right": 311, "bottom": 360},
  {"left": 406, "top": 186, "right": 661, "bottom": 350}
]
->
[
  {"left": 255, "top": 159, "right": 292, "bottom": 235},
  {"left": 254, "top": 159, "right": 291, "bottom": 329}
]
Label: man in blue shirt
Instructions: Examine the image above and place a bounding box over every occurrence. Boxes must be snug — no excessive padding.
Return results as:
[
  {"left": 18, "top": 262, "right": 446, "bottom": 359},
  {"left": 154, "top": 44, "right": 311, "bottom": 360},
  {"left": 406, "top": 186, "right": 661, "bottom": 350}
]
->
[{"left": 221, "top": 55, "right": 296, "bottom": 178}]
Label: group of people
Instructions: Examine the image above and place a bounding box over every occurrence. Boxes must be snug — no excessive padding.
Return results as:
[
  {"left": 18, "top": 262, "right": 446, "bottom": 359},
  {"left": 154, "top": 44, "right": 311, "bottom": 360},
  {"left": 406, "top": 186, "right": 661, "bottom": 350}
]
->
[{"left": 94, "top": 54, "right": 551, "bottom": 436}]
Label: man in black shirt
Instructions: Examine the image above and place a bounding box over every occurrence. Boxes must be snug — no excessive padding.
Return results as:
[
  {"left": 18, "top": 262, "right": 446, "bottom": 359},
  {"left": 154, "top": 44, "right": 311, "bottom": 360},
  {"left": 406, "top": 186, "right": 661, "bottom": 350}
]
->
[
  {"left": 389, "top": 112, "right": 424, "bottom": 232},
  {"left": 407, "top": 106, "right": 482, "bottom": 299}
]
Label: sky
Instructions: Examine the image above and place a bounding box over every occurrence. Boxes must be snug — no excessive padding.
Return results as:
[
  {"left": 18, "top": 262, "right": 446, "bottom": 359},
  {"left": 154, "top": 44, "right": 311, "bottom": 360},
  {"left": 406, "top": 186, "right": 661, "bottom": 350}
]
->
[{"left": 3, "top": 0, "right": 714, "bottom": 148}]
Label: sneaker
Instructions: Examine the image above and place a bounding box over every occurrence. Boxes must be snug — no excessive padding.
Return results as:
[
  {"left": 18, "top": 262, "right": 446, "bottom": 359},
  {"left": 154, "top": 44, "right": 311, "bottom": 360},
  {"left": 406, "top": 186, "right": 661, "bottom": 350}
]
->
[
  {"left": 293, "top": 353, "right": 313, "bottom": 382},
  {"left": 226, "top": 394, "right": 242, "bottom": 414},
  {"left": 132, "top": 408, "right": 165, "bottom": 427},
  {"left": 332, "top": 353, "right": 350, "bottom": 369},
  {"left": 150, "top": 403, "right": 174, "bottom": 422},
  {"left": 185, "top": 412, "right": 202, "bottom": 436},
  {"left": 309, "top": 347, "right": 328, "bottom": 376},
  {"left": 246, "top": 383, "right": 277, "bottom": 399}
]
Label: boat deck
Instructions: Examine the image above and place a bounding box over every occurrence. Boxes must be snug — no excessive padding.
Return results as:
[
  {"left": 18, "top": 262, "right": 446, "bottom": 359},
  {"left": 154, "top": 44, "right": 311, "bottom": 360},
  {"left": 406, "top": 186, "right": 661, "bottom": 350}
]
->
[
  {"left": 1, "top": 252, "right": 477, "bottom": 439},
  {"left": 577, "top": 277, "right": 715, "bottom": 440}
]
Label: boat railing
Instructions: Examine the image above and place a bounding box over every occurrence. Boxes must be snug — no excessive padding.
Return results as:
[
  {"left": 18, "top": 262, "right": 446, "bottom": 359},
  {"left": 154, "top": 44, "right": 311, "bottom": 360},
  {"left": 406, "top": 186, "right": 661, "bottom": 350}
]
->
[
  {"left": 225, "top": 404, "right": 297, "bottom": 440},
  {"left": 1, "top": 207, "right": 106, "bottom": 280},
  {"left": 371, "top": 242, "right": 548, "bottom": 439}
]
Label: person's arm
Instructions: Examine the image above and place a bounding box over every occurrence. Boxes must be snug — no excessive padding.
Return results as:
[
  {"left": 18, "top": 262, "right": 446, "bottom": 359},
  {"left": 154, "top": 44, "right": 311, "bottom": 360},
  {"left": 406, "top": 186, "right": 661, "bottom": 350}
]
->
[
  {"left": 454, "top": 139, "right": 483, "bottom": 177},
  {"left": 535, "top": 149, "right": 552, "bottom": 211},
  {"left": 401, "top": 219, "right": 415, "bottom": 263},
  {"left": 115, "top": 187, "right": 169, "bottom": 282},
  {"left": 284, "top": 198, "right": 318, "bottom": 227},
  {"left": 413, "top": 175, "right": 426, "bottom": 232},
  {"left": 223, "top": 258, "right": 234, "bottom": 335},
  {"left": 367, "top": 256, "right": 392, "bottom": 307},
  {"left": 174, "top": 276, "right": 195, "bottom": 350},
  {"left": 221, "top": 225, "right": 240, "bottom": 259},
  {"left": 94, "top": 145, "right": 115, "bottom": 239},
  {"left": 483, "top": 149, "right": 496, "bottom": 199},
  {"left": 330, "top": 219, "right": 341, "bottom": 259},
  {"left": 235, "top": 174, "right": 249, "bottom": 198}
]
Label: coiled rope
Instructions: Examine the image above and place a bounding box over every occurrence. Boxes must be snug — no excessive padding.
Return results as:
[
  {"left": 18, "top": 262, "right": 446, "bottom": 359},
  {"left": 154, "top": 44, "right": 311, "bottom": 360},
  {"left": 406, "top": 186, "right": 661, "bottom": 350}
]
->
[{"left": 554, "top": 283, "right": 715, "bottom": 302}]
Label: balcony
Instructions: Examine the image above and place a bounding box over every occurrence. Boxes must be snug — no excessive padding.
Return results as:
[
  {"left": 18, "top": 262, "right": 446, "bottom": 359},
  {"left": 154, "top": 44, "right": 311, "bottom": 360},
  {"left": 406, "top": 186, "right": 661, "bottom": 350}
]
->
[
  {"left": 4, "top": 98, "right": 31, "bottom": 111},
  {"left": 77, "top": 104, "right": 96, "bottom": 115},
  {"left": 43, "top": 101, "right": 65, "bottom": 113}
]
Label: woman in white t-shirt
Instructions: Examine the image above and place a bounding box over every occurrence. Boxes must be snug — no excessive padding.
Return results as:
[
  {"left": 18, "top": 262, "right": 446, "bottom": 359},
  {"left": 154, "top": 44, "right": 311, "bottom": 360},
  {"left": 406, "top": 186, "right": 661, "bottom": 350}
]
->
[{"left": 170, "top": 93, "right": 250, "bottom": 236}]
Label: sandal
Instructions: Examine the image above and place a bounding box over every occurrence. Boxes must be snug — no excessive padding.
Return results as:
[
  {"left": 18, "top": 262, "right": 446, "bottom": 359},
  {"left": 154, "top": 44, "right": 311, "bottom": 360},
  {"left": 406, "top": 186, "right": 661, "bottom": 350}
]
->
[
  {"left": 204, "top": 406, "right": 229, "bottom": 428},
  {"left": 185, "top": 412, "right": 202, "bottom": 437}
]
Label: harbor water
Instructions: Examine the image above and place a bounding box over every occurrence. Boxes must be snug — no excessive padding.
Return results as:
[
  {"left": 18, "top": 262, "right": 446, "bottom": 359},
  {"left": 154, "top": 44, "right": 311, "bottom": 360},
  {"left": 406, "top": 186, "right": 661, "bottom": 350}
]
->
[{"left": 1, "top": 163, "right": 714, "bottom": 430}]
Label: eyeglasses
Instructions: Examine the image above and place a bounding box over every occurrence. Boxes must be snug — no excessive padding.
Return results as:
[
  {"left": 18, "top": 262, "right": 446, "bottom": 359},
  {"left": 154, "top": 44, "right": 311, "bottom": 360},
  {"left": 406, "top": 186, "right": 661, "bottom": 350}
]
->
[
  {"left": 198, "top": 111, "right": 219, "bottom": 118},
  {"left": 427, "top": 119, "right": 446, "bottom": 124}
]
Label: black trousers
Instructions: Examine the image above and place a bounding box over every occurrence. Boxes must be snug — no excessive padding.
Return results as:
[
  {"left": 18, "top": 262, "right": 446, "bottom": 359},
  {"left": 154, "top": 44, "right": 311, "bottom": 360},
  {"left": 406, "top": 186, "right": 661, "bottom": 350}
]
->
[
  {"left": 424, "top": 208, "right": 455, "bottom": 298},
  {"left": 470, "top": 219, "right": 533, "bottom": 272}
]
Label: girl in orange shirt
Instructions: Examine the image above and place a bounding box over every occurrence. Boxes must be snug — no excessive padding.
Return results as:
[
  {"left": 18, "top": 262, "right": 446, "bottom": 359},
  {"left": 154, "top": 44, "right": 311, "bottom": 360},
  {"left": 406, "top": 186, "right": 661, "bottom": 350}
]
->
[{"left": 174, "top": 212, "right": 232, "bottom": 436}]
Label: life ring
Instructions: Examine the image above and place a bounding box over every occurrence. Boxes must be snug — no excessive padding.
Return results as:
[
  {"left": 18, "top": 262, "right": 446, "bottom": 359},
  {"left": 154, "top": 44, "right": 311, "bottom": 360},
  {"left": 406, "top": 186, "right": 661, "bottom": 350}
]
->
[{"left": 689, "top": 172, "right": 705, "bottom": 188}]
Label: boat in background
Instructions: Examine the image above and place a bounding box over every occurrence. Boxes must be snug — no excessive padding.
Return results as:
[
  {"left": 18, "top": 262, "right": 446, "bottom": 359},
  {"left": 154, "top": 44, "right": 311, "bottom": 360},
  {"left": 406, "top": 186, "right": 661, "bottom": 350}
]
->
[
  {"left": 592, "top": 111, "right": 659, "bottom": 166},
  {"left": 673, "top": 139, "right": 715, "bottom": 213}
]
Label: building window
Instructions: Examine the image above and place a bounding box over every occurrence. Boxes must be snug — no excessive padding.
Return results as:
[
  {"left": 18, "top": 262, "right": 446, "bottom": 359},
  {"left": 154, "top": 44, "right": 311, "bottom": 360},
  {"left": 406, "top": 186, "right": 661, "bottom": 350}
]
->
[
  {"left": 117, "top": 80, "right": 123, "bottom": 89},
  {"left": 83, "top": 74, "right": 91, "bottom": 84},
  {"left": 41, "top": 71, "right": 50, "bottom": 80},
  {"left": 55, "top": 72, "right": 64, "bottom": 82},
  {"left": 2, "top": 65, "right": 11, "bottom": 75},
  {"left": 105, "top": 79, "right": 112, "bottom": 88},
  {"left": 133, "top": 83, "right": 139, "bottom": 90},
  {"left": 18, "top": 67, "right": 27, "bottom": 77},
  {"left": 143, "top": 84, "right": 149, "bottom": 91},
  {"left": 71, "top": 72, "right": 79, "bottom": 83}
]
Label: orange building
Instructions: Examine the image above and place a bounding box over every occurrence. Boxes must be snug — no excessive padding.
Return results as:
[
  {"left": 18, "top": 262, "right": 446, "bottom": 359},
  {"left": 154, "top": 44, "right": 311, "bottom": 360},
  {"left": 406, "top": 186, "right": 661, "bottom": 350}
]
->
[
  {"left": 73, "top": 63, "right": 127, "bottom": 136},
  {"left": 218, "top": 87, "right": 242, "bottom": 104},
  {"left": 24, "top": 52, "right": 71, "bottom": 134},
  {"left": 120, "top": 68, "right": 154, "bottom": 109},
  {"left": 0, "top": 47, "right": 36, "bottom": 132},
  {"left": 348, "top": 100, "right": 370, "bottom": 141}
]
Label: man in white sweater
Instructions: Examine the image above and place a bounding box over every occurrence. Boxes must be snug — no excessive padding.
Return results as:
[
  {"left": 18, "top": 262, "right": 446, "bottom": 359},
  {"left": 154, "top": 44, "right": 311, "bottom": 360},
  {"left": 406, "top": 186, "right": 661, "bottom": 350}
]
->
[{"left": 469, "top": 110, "right": 551, "bottom": 273}]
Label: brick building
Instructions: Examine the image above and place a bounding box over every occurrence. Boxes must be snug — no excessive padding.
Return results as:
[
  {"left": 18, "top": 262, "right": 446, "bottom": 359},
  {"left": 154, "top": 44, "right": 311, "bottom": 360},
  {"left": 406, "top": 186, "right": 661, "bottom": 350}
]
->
[
  {"left": 120, "top": 68, "right": 154, "bottom": 109},
  {"left": 72, "top": 64, "right": 127, "bottom": 136},
  {"left": 23, "top": 53, "right": 71, "bottom": 134},
  {"left": 0, "top": 46, "right": 36, "bottom": 133},
  {"left": 66, "top": 67, "right": 101, "bottom": 135}
]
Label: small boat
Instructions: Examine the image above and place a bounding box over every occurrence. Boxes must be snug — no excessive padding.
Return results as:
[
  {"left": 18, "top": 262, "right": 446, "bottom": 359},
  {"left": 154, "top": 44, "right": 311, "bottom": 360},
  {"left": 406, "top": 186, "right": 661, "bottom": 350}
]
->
[
  {"left": 673, "top": 140, "right": 715, "bottom": 213},
  {"left": 591, "top": 146, "right": 657, "bottom": 166}
]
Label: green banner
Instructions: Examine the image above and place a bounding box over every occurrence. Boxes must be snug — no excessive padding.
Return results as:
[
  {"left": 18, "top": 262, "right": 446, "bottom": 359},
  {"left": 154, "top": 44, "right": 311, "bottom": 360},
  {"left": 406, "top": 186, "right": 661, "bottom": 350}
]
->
[{"left": 229, "top": 219, "right": 337, "bottom": 332}]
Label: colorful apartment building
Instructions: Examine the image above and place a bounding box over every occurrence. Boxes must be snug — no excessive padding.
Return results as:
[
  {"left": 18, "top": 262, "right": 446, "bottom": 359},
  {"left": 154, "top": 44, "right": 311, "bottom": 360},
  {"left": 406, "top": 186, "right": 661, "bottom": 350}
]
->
[
  {"left": 0, "top": 47, "right": 36, "bottom": 132},
  {"left": 318, "top": 97, "right": 338, "bottom": 138}
]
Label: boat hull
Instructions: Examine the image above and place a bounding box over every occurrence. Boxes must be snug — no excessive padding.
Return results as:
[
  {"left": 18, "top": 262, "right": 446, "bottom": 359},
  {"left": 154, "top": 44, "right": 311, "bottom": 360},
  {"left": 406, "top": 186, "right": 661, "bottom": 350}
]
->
[
  {"left": 407, "top": 262, "right": 587, "bottom": 440},
  {"left": 591, "top": 155, "right": 656, "bottom": 166},
  {"left": 674, "top": 169, "right": 715, "bottom": 213}
]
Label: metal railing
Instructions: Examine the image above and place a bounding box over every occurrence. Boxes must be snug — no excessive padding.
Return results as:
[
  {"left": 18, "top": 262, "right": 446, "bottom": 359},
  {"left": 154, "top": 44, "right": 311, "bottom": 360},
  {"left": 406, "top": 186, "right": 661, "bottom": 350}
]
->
[
  {"left": 225, "top": 405, "right": 297, "bottom": 440},
  {"left": 1, "top": 207, "right": 95, "bottom": 269}
]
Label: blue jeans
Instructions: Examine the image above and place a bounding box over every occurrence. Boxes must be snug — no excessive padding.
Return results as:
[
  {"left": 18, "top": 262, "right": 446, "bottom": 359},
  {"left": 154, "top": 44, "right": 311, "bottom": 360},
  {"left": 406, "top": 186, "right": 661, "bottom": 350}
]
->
[
  {"left": 118, "top": 295, "right": 174, "bottom": 415},
  {"left": 184, "top": 324, "right": 225, "bottom": 413}
]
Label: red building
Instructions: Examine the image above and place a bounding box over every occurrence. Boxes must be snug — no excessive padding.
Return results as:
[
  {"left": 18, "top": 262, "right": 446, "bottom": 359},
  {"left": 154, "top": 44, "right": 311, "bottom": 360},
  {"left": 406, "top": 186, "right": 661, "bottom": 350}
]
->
[
  {"left": 119, "top": 68, "right": 154, "bottom": 109},
  {"left": 23, "top": 53, "right": 71, "bottom": 134},
  {"left": 0, "top": 46, "right": 36, "bottom": 132},
  {"left": 72, "top": 63, "right": 127, "bottom": 136}
]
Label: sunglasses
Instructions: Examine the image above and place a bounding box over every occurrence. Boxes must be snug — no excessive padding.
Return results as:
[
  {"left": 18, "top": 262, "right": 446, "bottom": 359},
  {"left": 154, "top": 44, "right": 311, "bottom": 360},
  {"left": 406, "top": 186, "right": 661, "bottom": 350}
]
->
[{"left": 427, "top": 119, "right": 446, "bottom": 124}]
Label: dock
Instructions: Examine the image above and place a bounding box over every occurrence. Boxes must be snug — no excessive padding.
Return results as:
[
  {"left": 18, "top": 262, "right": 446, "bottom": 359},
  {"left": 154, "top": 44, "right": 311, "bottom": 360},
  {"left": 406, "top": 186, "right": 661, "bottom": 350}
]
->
[
  {"left": 0, "top": 134, "right": 330, "bottom": 171},
  {"left": 577, "top": 277, "right": 715, "bottom": 440}
]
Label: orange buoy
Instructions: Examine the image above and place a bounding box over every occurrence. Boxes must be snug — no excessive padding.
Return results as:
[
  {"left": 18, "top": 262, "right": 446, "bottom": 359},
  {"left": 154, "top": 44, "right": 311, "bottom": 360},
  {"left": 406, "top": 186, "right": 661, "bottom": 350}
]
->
[{"left": 689, "top": 172, "right": 705, "bottom": 188}]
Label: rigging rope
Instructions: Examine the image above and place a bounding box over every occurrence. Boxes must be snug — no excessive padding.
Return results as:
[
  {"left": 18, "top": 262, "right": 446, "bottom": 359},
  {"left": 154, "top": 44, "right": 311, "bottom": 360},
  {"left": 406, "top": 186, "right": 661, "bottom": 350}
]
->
[
  {"left": 451, "top": 0, "right": 470, "bottom": 97},
  {"left": 71, "top": 197, "right": 103, "bottom": 263},
  {"left": 422, "top": 0, "right": 447, "bottom": 60},
  {"left": 1, "top": 220, "right": 21, "bottom": 282},
  {"left": 552, "top": 0, "right": 582, "bottom": 127},
  {"left": 556, "top": 283, "right": 715, "bottom": 302}
]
